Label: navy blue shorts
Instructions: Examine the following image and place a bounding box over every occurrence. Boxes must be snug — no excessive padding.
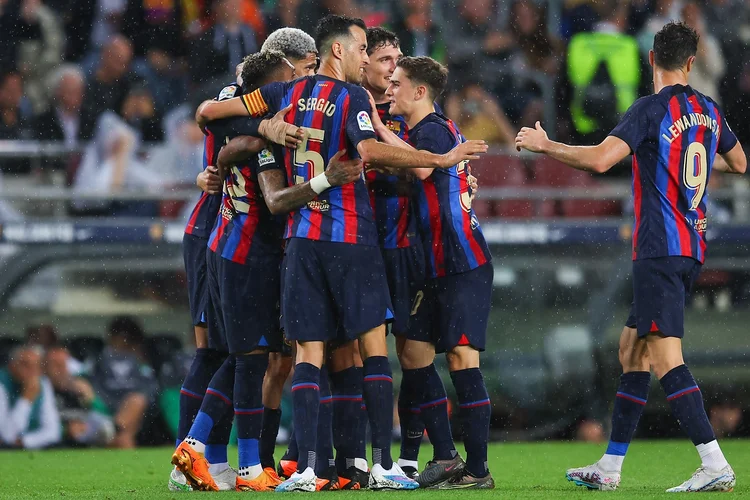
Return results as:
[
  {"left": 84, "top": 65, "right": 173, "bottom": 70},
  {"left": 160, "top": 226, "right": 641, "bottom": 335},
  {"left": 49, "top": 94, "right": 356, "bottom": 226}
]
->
[
  {"left": 625, "top": 256, "right": 701, "bottom": 338},
  {"left": 183, "top": 233, "right": 208, "bottom": 326},
  {"left": 282, "top": 238, "right": 392, "bottom": 343},
  {"left": 428, "top": 263, "right": 494, "bottom": 353},
  {"left": 383, "top": 246, "right": 428, "bottom": 339},
  {"left": 206, "top": 249, "right": 283, "bottom": 353}
]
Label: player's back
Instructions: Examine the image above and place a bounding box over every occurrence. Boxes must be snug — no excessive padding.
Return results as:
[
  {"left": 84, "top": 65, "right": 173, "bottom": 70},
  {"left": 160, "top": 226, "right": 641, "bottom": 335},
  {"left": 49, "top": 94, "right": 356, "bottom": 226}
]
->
[
  {"left": 244, "top": 75, "right": 378, "bottom": 245},
  {"left": 184, "top": 83, "right": 242, "bottom": 238},
  {"left": 610, "top": 84, "right": 737, "bottom": 263},
  {"left": 409, "top": 112, "right": 491, "bottom": 278}
]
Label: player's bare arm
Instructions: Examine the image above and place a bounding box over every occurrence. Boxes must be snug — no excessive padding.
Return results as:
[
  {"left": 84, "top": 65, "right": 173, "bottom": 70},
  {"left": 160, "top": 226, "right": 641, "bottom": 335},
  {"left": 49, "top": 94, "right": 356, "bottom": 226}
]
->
[
  {"left": 196, "top": 166, "right": 222, "bottom": 195},
  {"left": 714, "top": 142, "right": 747, "bottom": 174},
  {"left": 516, "top": 121, "right": 631, "bottom": 174},
  {"left": 196, "top": 97, "right": 248, "bottom": 128},
  {"left": 215, "top": 136, "right": 267, "bottom": 180},
  {"left": 258, "top": 150, "right": 363, "bottom": 215},
  {"left": 358, "top": 137, "right": 487, "bottom": 170}
]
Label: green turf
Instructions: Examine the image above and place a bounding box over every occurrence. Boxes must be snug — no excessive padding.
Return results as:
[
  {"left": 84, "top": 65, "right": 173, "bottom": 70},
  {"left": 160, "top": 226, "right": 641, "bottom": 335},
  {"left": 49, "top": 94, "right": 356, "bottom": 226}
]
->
[{"left": 0, "top": 441, "right": 748, "bottom": 498}]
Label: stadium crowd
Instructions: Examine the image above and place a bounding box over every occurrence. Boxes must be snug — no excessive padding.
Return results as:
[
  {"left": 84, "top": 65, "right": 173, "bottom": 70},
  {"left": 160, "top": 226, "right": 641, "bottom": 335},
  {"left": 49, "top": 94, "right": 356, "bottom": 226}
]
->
[{"left": 1, "top": 0, "right": 750, "bottom": 172}]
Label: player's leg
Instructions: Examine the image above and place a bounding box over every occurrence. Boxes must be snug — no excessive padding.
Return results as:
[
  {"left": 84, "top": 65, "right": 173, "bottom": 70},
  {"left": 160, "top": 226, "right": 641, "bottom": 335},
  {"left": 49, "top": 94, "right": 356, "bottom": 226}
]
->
[
  {"left": 398, "top": 336, "right": 462, "bottom": 487},
  {"left": 261, "top": 351, "right": 293, "bottom": 473},
  {"left": 328, "top": 340, "right": 368, "bottom": 489},
  {"left": 644, "top": 257, "right": 732, "bottom": 492},
  {"left": 394, "top": 335, "right": 424, "bottom": 477},
  {"left": 566, "top": 324, "right": 648, "bottom": 491},
  {"left": 438, "top": 264, "right": 494, "bottom": 489},
  {"left": 172, "top": 250, "right": 234, "bottom": 492},
  {"left": 276, "top": 238, "right": 336, "bottom": 492},
  {"left": 314, "top": 364, "right": 339, "bottom": 490}
]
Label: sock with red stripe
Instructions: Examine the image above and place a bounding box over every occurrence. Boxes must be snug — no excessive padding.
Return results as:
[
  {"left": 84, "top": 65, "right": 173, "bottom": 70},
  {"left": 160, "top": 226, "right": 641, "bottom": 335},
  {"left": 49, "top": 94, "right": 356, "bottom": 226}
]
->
[
  {"left": 234, "top": 353, "right": 269, "bottom": 478},
  {"left": 417, "top": 364, "right": 456, "bottom": 461},
  {"left": 397, "top": 368, "right": 423, "bottom": 464},
  {"left": 330, "top": 366, "right": 365, "bottom": 473},
  {"left": 315, "top": 366, "right": 334, "bottom": 477},
  {"left": 660, "top": 364, "right": 728, "bottom": 469},
  {"left": 185, "top": 354, "right": 236, "bottom": 451},
  {"left": 599, "top": 371, "right": 650, "bottom": 472},
  {"left": 177, "top": 348, "right": 224, "bottom": 446},
  {"left": 363, "top": 356, "right": 394, "bottom": 469},
  {"left": 450, "top": 368, "right": 490, "bottom": 478},
  {"left": 260, "top": 407, "right": 282, "bottom": 469},
  {"left": 292, "top": 362, "right": 320, "bottom": 473}
]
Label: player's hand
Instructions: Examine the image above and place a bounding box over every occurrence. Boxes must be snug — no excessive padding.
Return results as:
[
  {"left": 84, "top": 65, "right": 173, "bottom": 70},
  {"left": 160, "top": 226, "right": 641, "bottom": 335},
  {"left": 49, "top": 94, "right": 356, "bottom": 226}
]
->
[
  {"left": 515, "top": 121, "right": 549, "bottom": 153},
  {"left": 325, "top": 150, "right": 363, "bottom": 187},
  {"left": 197, "top": 166, "right": 222, "bottom": 195},
  {"left": 259, "top": 104, "right": 305, "bottom": 148},
  {"left": 467, "top": 171, "right": 479, "bottom": 195},
  {"left": 442, "top": 140, "right": 488, "bottom": 168}
]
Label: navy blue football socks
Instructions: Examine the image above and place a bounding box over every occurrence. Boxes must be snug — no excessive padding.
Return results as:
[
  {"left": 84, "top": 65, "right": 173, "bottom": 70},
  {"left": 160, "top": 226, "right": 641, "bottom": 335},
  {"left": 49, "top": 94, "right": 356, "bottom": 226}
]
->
[
  {"left": 260, "top": 407, "right": 282, "bottom": 469},
  {"left": 451, "top": 368, "right": 491, "bottom": 478},
  {"left": 398, "top": 368, "right": 423, "bottom": 464},
  {"left": 186, "top": 354, "right": 236, "bottom": 447},
  {"left": 315, "top": 366, "right": 334, "bottom": 476},
  {"left": 418, "top": 364, "right": 457, "bottom": 461},
  {"left": 330, "top": 365, "right": 366, "bottom": 473},
  {"left": 234, "top": 353, "right": 268, "bottom": 475},
  {"left": 178, "top": 348, "right": 224, "bottom": 445},
  {"left": 660, "top": 365, "right": 715, "bottom": 446},
  {"left": 363, "top": 356, "right": 394, "bottom": 469},
  {"left": 292, "top": 362, "right": 321, "bottom": 472},
  {"left": 600, "top": 371, "right": 650, "bottom": 471}
]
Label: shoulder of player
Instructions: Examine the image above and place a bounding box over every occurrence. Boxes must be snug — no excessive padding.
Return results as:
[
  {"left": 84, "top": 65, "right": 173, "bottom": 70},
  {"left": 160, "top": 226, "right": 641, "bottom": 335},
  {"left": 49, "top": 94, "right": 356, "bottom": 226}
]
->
[{"left": 415, "top": 114, "right": 453, "bottom": 139}]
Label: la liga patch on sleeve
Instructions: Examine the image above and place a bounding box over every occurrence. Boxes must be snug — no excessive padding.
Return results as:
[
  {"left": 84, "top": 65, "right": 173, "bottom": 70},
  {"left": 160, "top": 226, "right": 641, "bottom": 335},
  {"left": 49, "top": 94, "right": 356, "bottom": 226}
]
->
[
  {"left": 357, "top": 111, "right": 374, "bottom": 132},
  {"left": 258, "top": 148, "right": 275, "bottom": 166}
]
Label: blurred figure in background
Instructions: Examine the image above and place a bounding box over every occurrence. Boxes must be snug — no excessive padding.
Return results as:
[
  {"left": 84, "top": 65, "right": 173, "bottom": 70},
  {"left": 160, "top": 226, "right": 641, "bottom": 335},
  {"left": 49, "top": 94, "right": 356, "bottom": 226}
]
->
[
  {"left": 45, "top": 346, "right": 115, "bottom": 447},
  {"left": 0, "top": 70, "right": 32, "bottom": 174},
  {"left": 391, "top": 0, "right": 445, "bottom": 60},
  {"left": 0, "top": 345, "right": 61, "bottom": 449},
  {"left": 90, "top": 316, "right": 156, "bottom": 448},
  {"left": 444, "top": 84, "right": 515, "bottom": 147},
  {"left": 681, "top": 0, "right": 725, "bottom": 103}
]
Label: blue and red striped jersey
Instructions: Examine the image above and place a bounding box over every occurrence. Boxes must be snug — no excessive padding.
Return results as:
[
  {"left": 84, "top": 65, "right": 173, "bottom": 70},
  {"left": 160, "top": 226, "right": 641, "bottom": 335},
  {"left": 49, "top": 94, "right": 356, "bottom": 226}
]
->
[
  {"left": 240, "top": 75, "right": 379, "bottom": 246},
  {"left": 365, "top": 103, "right": 417, "bottom": 249},
  {"left": 184, "top": 83, "right": 254, "bottom": 238},
  {"left": 208, "top": 144, "right": 286, "bottom": 263},
  {"left": 609, "top": 84, "right": 737, "bottom": 263},
  {"left": 409, "top": 113, "right": 492, "bottom": 278}
]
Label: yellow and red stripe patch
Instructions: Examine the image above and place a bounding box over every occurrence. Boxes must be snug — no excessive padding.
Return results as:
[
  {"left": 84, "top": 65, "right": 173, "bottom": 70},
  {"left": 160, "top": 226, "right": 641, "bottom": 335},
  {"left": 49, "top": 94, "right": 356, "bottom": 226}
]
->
[{"left": 241, "top": 90, "right": 269, "bottom": 116}]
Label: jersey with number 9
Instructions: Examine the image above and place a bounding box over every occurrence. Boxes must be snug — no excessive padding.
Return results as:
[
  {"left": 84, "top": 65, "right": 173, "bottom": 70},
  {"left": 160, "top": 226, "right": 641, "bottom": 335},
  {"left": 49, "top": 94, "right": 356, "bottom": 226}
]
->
[
  {"left": 239, "top": 75, "right": 379, "bottom": 246},
  {"left": 609, "top": 84, "right": 738, "bottom": 263}
]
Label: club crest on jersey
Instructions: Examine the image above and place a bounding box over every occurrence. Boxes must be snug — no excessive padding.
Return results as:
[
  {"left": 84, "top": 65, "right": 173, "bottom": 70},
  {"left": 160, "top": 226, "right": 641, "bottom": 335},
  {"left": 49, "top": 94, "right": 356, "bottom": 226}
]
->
[
  {"left": 257, "top": 148, "right": 275, "bottom": 166},
  {"left": 358, "top": 111, "right": 374, "bottom": 132},
  {"left": 386, "top": 120, "right": 401, "bottom": 135},
  {"left": 218, "top": 85, "right": 238, "bottom": 101}
]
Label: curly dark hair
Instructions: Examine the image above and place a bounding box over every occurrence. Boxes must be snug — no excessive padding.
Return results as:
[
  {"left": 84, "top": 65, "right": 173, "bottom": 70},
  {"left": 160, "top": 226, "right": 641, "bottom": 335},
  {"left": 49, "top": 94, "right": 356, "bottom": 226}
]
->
[
  {"left": 653, "top": 21, "right": 699, "bottom": 71},
  {"left": 396, "top": 56, "right": 448, "bottom": 100},
  {"left": 366, "top": 27, "right": 399, "bottom": 56},
  {"left": 315, "top": 14, "right": 367, "bottom": 56},
  {"left": 240, "top": 50, "right": 289, "bottom": 93}
]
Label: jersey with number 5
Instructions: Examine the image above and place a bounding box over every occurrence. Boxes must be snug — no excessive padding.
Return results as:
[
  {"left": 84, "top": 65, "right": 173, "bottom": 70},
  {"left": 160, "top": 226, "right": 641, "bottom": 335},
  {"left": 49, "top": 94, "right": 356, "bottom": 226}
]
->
[
  {"left": 239, "top": 75, "right": 379, "bottom": 245},
  {"left": 410, "top": 113, "right": 491, "bottom": 278},
  {"left": 609, "top": 84, "right": 737, "bottom": 263}
]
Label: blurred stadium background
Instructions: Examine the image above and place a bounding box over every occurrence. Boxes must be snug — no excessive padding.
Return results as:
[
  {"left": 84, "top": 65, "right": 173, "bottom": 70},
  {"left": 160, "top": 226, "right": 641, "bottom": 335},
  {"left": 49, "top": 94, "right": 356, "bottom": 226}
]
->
[{"left": 0, "top": 0, "right": 748, "bottom": 450}]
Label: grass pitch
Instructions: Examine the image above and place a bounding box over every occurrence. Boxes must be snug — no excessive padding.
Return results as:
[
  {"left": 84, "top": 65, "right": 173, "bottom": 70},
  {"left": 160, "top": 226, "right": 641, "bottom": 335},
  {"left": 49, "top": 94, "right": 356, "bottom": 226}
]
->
[{"left": 1, "top": 440, "right": 748, "bottom": 498}]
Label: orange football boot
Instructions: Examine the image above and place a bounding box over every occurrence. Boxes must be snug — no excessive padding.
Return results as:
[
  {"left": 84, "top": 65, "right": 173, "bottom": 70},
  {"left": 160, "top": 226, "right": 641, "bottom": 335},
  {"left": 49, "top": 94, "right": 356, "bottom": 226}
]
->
[
  {"left": 171, "top": 441, "right": 218, "bottom": 491},
  {"left": 277, "top": 459, "right": 297, "bottom": 479},
  {"left": 236, "top": 468, "right": 284, "bottom": 492}
]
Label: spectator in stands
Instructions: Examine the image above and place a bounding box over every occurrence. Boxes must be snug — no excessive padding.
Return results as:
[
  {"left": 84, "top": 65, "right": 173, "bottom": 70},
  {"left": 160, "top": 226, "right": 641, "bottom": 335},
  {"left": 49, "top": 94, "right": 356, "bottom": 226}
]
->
[
  {"left": 133, "top": 47, "right": 188, "bottom": 114},
  {"left": 681, "top": 0, "right": 725, "bottom": 103},
  {"left": 119, "top": 84, "right": 164, "bottom": 142},
  {"left": 506, "top": 0, "right": 562, "bottom": 126},
  {"left": 15, "top": 0, "right": 63, "bottom": 114},
  {"left": 32, "top": 65, "right": 94, "bottom": 147},
  {"left": 444, "top": 84, "right": 516, "bottom": 147},
  {"left": 562, "top": 0, "right": 640, "bottom": 145},
  {"left": 64, "top": 0, "right": 128, "bottom": 66},
  {"left": 0, "top": 0, "right": 49, "bottom": 71},
  {"left": 80, "top": 35, "right": 141, "bottom": 136},
  {"left": 265, "top": 0, "right": 304, "bottom": 33},
  {"left": 90, "top": 316, "right": 155, "bottom": 448},
  {"left": 122, "top": 0, "right": 184, "bottom": 60},
  {"left": 45, "top": 346, "right": 115, "bottom": 447},
  {"left": 0, "top": 70, "right": 32, "bottom": 174},
  {"left": 441, "top": 0, "right": 514, "bottom": 91},
  {"left": 0, "top": 345, "right": 61, "bottom": 449},
  {"left": 636, "top": 0, "right": 681, "bottom": 58},
  {"left": 391, "top": 0, "right": 445, "bottom": 60},
  {"left": 188, "top": 0, "right": 260, "bottom": 87},
  {"left": 294, "top": 0, "right": 362, "bottom": 38},
  {"left": 26, "top": 323, "right": 85, "bottom": 376}
]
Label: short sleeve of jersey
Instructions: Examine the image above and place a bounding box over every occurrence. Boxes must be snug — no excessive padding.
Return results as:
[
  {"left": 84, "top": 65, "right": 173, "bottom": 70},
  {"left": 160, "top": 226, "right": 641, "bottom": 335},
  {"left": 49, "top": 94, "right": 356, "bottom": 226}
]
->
[
  {"left": 256, "top": 143, "right": 284, "bottom": 174},
  {"left": 414, "top": 122, "right": 454, "bottom": 155},
  {"left": 345, "top": 86, "right": 378, "bottom": 148},
  {"left": 609, "top": 96, "right": 652, "bottom": 153},
  {"left": 716, "top": 106, "right": 738, "bottom": 154},
  {"left": 241, "top": 82, "right": 286, "bottom": 117}
]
